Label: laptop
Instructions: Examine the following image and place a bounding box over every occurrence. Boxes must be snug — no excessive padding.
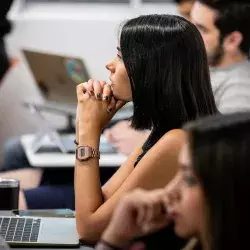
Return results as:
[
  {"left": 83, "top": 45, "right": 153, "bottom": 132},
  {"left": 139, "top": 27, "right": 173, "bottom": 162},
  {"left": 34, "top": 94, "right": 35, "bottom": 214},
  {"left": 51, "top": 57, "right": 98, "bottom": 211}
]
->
[
  {"left": 22, "top": 49, "right": 133, "bottom": 118},
  {"left": 34, "top": 133, "right": 117, "bottom": 154},
  {"left": 0, "top": 216, "right": 79, "bottom": 247},
  {"left": 22, "top": 49, "right": 89, "bottom": 107}
]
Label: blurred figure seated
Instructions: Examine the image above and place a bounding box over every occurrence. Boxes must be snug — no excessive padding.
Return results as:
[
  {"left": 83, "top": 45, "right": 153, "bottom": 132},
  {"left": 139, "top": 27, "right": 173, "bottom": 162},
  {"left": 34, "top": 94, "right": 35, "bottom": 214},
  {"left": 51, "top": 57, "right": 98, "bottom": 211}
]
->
[
  {"left": 0, "top": 0, "right": 14, "bottom": 83},
  {"left": 191, "top": 0, "right": 250, "bottom": 113},
  {"left": 104, "top": 120, "right": 150, "bottom": 156},
  {"left": 175, "top": 0, "right": 194, "bottom": 21},
  {"left": 97, "top": 112, "right": 250, "bottom": 250}
]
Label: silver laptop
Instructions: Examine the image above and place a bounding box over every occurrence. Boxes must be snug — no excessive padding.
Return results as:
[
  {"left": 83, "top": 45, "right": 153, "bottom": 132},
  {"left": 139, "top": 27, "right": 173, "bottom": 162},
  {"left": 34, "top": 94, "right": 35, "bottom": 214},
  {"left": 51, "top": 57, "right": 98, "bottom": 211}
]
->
[
  {"left": 22, "top": 49, "right": 89, "bottom": 106},
  {"left": 0, "top": 216, "right": 79, "bottom": 247}
]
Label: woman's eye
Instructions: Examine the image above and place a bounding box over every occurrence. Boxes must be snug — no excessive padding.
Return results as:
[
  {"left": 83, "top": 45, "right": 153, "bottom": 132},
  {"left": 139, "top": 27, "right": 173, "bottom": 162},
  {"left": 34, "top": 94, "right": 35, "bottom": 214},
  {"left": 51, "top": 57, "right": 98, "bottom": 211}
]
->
[
  {"left": 117, "top": 54, "right": 123, "bottom": 61},
  {"left": 183, "top": 175, "right": 198, "bottom": 186}
]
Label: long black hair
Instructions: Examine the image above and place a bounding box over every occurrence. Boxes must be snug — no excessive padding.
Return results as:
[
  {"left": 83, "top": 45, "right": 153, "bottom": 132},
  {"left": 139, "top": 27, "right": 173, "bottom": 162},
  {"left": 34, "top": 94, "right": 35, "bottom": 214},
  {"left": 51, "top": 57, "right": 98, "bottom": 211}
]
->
[
  {"left": 120, "top": 14, "right": 217, "bottom": 131},
  {"left": 185, "top": 112, "right": 250, "bottom": 250}
]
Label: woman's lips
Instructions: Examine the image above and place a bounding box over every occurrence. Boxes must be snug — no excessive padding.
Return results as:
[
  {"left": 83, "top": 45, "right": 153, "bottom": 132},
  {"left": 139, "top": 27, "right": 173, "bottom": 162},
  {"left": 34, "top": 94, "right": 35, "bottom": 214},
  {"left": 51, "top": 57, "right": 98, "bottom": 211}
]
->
[
  {"left": 167, "top": 209, "right": 179, "bottom": 220},
  {"left": 109, "top": 78, "right": 114, "bottom": 91},
  {"left": 170, "top": 212, "right": 179, "bottom": 222}
]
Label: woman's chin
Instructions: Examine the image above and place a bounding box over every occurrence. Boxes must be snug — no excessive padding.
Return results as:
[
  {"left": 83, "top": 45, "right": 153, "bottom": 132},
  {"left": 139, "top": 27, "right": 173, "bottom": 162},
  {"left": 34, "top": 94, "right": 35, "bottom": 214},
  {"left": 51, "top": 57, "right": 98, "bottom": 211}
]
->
[
  {"left": 174, "top": 225, "right": 194, "bottom": 239},
  {"left": 112, "top": 92, "right": 129, "bottom": 102}
]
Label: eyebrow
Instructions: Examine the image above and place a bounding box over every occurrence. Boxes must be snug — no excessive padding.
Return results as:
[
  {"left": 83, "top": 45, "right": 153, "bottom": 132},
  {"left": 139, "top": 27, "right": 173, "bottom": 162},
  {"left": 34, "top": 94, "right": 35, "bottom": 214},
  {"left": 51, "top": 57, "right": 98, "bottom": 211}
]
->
[{"left": 116, "top": 46, "right": 121, "bottom": 52}]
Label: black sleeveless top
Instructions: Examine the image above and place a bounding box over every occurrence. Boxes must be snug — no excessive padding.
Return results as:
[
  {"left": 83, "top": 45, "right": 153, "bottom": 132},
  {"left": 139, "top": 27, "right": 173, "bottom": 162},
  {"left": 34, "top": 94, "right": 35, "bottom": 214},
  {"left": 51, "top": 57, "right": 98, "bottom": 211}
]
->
[{"left": 134, "top": 128, "right": 187, "bottom": 250}]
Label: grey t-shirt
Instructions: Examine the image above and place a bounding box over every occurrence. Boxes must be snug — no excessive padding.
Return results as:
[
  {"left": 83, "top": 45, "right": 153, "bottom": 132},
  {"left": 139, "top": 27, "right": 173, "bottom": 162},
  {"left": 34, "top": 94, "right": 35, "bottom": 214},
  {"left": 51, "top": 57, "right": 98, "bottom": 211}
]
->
[{"left": 210, "top": 60, "right": 250, "bottom": 113}]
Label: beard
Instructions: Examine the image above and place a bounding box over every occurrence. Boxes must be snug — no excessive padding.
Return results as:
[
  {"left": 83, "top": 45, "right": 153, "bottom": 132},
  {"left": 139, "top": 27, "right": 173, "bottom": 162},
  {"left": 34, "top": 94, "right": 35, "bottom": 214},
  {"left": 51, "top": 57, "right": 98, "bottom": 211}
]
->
[{"left": 207, "top": 44, "right": 224, "bottom": 67}]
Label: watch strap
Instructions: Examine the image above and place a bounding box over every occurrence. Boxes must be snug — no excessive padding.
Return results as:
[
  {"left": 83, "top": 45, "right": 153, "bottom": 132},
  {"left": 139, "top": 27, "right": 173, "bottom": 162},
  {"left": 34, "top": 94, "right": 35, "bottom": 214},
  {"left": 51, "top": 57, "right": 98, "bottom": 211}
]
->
[{"left": 91, "top": 147, "right": 100, "bottom": 158}]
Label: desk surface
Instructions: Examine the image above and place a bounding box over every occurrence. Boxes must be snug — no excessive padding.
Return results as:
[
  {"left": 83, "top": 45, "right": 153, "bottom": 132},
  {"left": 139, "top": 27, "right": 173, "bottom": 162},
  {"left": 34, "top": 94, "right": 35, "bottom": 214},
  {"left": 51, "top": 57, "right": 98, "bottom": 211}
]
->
[
  {"left": 12, "top": 246, "right": 93, "bottom": 250},
  {"left": 0, "top": 211, "right": 93, "bottom": 250},
  {"left": 20, "top": 134, "right": 127, "bottom": 168}
]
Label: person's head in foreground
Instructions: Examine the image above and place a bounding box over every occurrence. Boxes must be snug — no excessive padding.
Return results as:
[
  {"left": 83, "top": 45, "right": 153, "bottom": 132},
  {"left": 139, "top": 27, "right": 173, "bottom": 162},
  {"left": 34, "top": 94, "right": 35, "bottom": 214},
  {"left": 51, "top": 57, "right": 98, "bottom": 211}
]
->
[
  {"left": 175, "top": 0, "right": 195, "bottom": 21},
  {"left": 191, "top": 0, "right": 250, "bottom": 67},
  {"left": 168, "top": 111, "right": 250, "bottom": 250},
  {"left": 98, "top": 112, "right": 250, "bottom": 250},
  {"left": 106, "top": 14, "right": 217, "bottom": 132}
]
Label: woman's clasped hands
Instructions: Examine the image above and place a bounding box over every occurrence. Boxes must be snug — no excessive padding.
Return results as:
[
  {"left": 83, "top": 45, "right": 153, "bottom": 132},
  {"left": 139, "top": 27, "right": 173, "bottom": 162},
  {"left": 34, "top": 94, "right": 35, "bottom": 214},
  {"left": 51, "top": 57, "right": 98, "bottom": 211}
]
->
[
  {"left": 100, "top": 188, "right": 172, "bottom": 248},
  {"left": 76, "top": 79, "right": 126, "bottom": 134}
]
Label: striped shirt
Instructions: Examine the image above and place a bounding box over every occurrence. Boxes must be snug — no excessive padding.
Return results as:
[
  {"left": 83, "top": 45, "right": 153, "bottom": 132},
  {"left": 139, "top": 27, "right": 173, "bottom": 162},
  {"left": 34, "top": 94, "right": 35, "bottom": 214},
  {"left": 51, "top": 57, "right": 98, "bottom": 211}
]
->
[{"left": 210, "top": 60, "right": 250, "bottom": 114}]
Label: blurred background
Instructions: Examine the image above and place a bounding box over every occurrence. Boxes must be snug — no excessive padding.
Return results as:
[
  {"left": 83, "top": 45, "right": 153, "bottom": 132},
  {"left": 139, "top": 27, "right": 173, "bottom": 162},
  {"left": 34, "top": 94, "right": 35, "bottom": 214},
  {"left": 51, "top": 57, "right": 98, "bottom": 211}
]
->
[{"left": 0, "top": 0, "right": 178, "bottom": 164}]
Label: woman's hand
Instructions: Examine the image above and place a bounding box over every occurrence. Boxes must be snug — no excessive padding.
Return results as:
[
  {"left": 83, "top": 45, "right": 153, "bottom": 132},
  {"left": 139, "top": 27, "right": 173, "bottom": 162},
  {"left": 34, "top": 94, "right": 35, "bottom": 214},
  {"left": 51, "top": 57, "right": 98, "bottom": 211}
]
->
[
  {"left": 76, "top": 79, "right": 126, "bottom": 134},
  {"left": 101, "top": 188, "right": 172, "bottom": 248},
  {"left": 104, "top": 121, "right": 150, "bottom": 155}
]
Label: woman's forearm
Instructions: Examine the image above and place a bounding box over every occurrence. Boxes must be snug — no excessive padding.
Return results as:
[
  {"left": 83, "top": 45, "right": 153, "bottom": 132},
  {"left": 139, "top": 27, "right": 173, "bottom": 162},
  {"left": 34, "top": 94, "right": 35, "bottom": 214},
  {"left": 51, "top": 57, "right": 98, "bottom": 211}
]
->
[{"left": 75, "top": 124, "right": 104, "bottom": 240}]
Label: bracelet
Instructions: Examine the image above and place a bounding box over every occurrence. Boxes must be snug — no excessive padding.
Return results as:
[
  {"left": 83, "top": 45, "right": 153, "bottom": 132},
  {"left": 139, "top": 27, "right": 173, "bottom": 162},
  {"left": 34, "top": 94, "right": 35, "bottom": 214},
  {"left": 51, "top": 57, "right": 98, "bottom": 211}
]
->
[
  {"left": 74, "top": 140, "right": 79, "bottom": 146},
  {"left": 96, "top": 240, "right": 123, "bottom": 250}
]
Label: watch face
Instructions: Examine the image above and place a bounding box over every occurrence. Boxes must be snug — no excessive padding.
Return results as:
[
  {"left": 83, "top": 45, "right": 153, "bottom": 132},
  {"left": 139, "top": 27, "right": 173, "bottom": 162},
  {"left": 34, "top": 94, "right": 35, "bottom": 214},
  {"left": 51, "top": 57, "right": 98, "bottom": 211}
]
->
[{"left": 76, "top": 146, "right": 92, "bottom": 161}]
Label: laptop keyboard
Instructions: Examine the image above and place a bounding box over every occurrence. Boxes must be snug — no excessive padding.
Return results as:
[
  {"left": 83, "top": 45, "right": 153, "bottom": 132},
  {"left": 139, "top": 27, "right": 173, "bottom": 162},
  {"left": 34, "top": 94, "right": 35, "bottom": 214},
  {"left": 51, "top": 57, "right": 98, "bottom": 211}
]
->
[{"left": 0, "top": 217, "right": 41, "bottom": 242}]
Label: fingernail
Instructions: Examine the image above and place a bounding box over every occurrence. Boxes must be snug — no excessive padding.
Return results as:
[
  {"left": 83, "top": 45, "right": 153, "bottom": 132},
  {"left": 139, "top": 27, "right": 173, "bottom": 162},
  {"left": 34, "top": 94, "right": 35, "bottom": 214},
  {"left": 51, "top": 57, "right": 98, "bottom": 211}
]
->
[
  {"left": 103, "top": 96, "right": 109, "bottom": 101},
  {"left": 107, "top": 108, "right": 113, "bottom": 113},
  {"left": 96, "top": 93, "right": 101, "bottom": 99}
]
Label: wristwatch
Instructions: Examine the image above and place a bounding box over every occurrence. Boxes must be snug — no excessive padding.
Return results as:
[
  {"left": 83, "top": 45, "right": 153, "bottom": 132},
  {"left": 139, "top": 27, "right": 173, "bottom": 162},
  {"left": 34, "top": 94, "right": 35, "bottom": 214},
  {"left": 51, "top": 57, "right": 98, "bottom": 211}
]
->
[{"left": 76, "top": 146, "right": 100, "bottom": 161}]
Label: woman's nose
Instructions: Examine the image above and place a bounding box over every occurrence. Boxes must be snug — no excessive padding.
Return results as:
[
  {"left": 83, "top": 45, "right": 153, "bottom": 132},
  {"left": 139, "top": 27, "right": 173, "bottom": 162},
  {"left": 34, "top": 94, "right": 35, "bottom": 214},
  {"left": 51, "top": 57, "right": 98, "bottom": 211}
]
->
[
  {"left": 105, "top": 61, "right": 115, "bottom": 72},
  {"left": 164, "top": 174, "right": 182, "bottom": 204},
  {"left": 168, "top": 189, "right": 181, "bottom": 203}
]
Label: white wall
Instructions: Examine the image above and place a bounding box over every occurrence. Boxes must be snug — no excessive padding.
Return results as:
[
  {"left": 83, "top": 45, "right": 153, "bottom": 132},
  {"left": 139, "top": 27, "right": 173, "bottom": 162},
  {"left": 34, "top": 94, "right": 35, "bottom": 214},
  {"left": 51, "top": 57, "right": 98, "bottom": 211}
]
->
[
  {"left": 7, "top": 1, "right": 177, "bottom": 79},
  {"left": 0, "top": 0, "right": 177, "bottom": 161}
]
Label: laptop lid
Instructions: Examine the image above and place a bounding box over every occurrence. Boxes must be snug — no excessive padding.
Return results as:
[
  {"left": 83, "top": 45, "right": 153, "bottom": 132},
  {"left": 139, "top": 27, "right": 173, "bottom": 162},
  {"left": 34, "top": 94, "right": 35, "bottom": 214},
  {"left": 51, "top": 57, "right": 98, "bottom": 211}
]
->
[
  {"left": 22, "top": 49, "right": 89, "bottom": 106},
  {"left": 0, "top": 216, "right": 79, "bottom": 247}
]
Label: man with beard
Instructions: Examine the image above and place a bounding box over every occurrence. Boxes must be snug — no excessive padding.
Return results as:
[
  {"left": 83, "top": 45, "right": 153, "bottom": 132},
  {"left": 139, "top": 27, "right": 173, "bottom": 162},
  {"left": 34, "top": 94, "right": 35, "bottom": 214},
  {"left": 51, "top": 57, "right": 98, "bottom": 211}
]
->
[{"left": 191, "top": 0, "right": 250, "bottom": 113}]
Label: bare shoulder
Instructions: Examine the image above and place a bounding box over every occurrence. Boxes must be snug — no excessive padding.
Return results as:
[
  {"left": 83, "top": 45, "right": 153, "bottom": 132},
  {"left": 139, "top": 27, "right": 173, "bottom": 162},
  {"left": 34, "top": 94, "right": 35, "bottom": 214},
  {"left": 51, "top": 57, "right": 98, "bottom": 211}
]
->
[
  {"left": 153, "top": 129, "right": 186, "bottom": 152},
  {"left": 119, "top": 128, "right": 186, "bottom": 190}
]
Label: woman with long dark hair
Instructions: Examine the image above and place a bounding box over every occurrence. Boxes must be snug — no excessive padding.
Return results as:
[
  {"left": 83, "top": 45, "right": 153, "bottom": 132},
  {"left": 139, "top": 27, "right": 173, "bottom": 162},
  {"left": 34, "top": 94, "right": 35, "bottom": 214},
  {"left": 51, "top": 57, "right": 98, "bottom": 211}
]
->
[
  {"left": 75, "top": 14, "right": 217, "bottom": 247},
  {"left": 97, "top": 112, "right": 250, "bottom": 250}
]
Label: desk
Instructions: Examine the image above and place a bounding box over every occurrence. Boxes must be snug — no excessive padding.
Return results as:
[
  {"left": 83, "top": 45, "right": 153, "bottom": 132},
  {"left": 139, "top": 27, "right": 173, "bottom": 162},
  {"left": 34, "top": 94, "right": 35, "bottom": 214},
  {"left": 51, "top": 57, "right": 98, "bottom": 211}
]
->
[
  {"left": 20, "top": 134, "right": 127, "bottom": 168},
  {"left": 13, "top": 246, "right": 93, "bottom": 250},
  {"left": 0, "top": 211, "right": 94, "bottom": 250}
]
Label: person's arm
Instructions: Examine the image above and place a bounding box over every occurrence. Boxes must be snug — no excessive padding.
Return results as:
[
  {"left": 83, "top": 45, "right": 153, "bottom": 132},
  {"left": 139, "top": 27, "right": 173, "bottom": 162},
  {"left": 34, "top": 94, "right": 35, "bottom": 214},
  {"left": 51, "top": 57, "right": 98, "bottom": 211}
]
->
[
  {"left": 104, "top": 121, "right": 151, "bottom": 156},
  {"left": 75, "top": 123, "right": 185, "bottom": 243},
  {"left": 217, "top": 81, "right": 250, "bottom": 113},
  {"left": 96, "top": 188, "right": 171, "bottom": 250}
]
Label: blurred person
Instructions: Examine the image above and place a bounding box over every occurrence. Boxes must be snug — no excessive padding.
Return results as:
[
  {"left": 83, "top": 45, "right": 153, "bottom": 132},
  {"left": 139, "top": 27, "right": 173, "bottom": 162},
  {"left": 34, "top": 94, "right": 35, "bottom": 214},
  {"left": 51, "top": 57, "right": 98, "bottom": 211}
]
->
[
  {"left": 0, "top": 0, "right": 46, "bottom": 207},
  {"left": 97, "top": 112, "right": 250, "bottom": 250},
  {"left": 175, "top": 0, "right": 195, "bottom": 21},
  {"left": 191, "top": 0, "right": 250, "bottom": 113},
  {"left": 0, "top": 0, "right": 14, "bottom": 83},
  {"left": 74, "top": 14, "right": 217, "bottom": 247},
  {"left": 1, "top": 136, "right": 117, "bottom": 210},
  {"left": 104, "top": 120, "right": 150, "bottom": 155}
]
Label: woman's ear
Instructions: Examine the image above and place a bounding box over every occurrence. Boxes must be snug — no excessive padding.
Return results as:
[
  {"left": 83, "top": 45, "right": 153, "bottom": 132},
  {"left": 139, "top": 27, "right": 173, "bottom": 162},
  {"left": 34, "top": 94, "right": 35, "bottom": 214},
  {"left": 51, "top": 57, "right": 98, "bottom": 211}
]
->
[{"left": 223, "top": 31, "right": 243, "bottom": 53}]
